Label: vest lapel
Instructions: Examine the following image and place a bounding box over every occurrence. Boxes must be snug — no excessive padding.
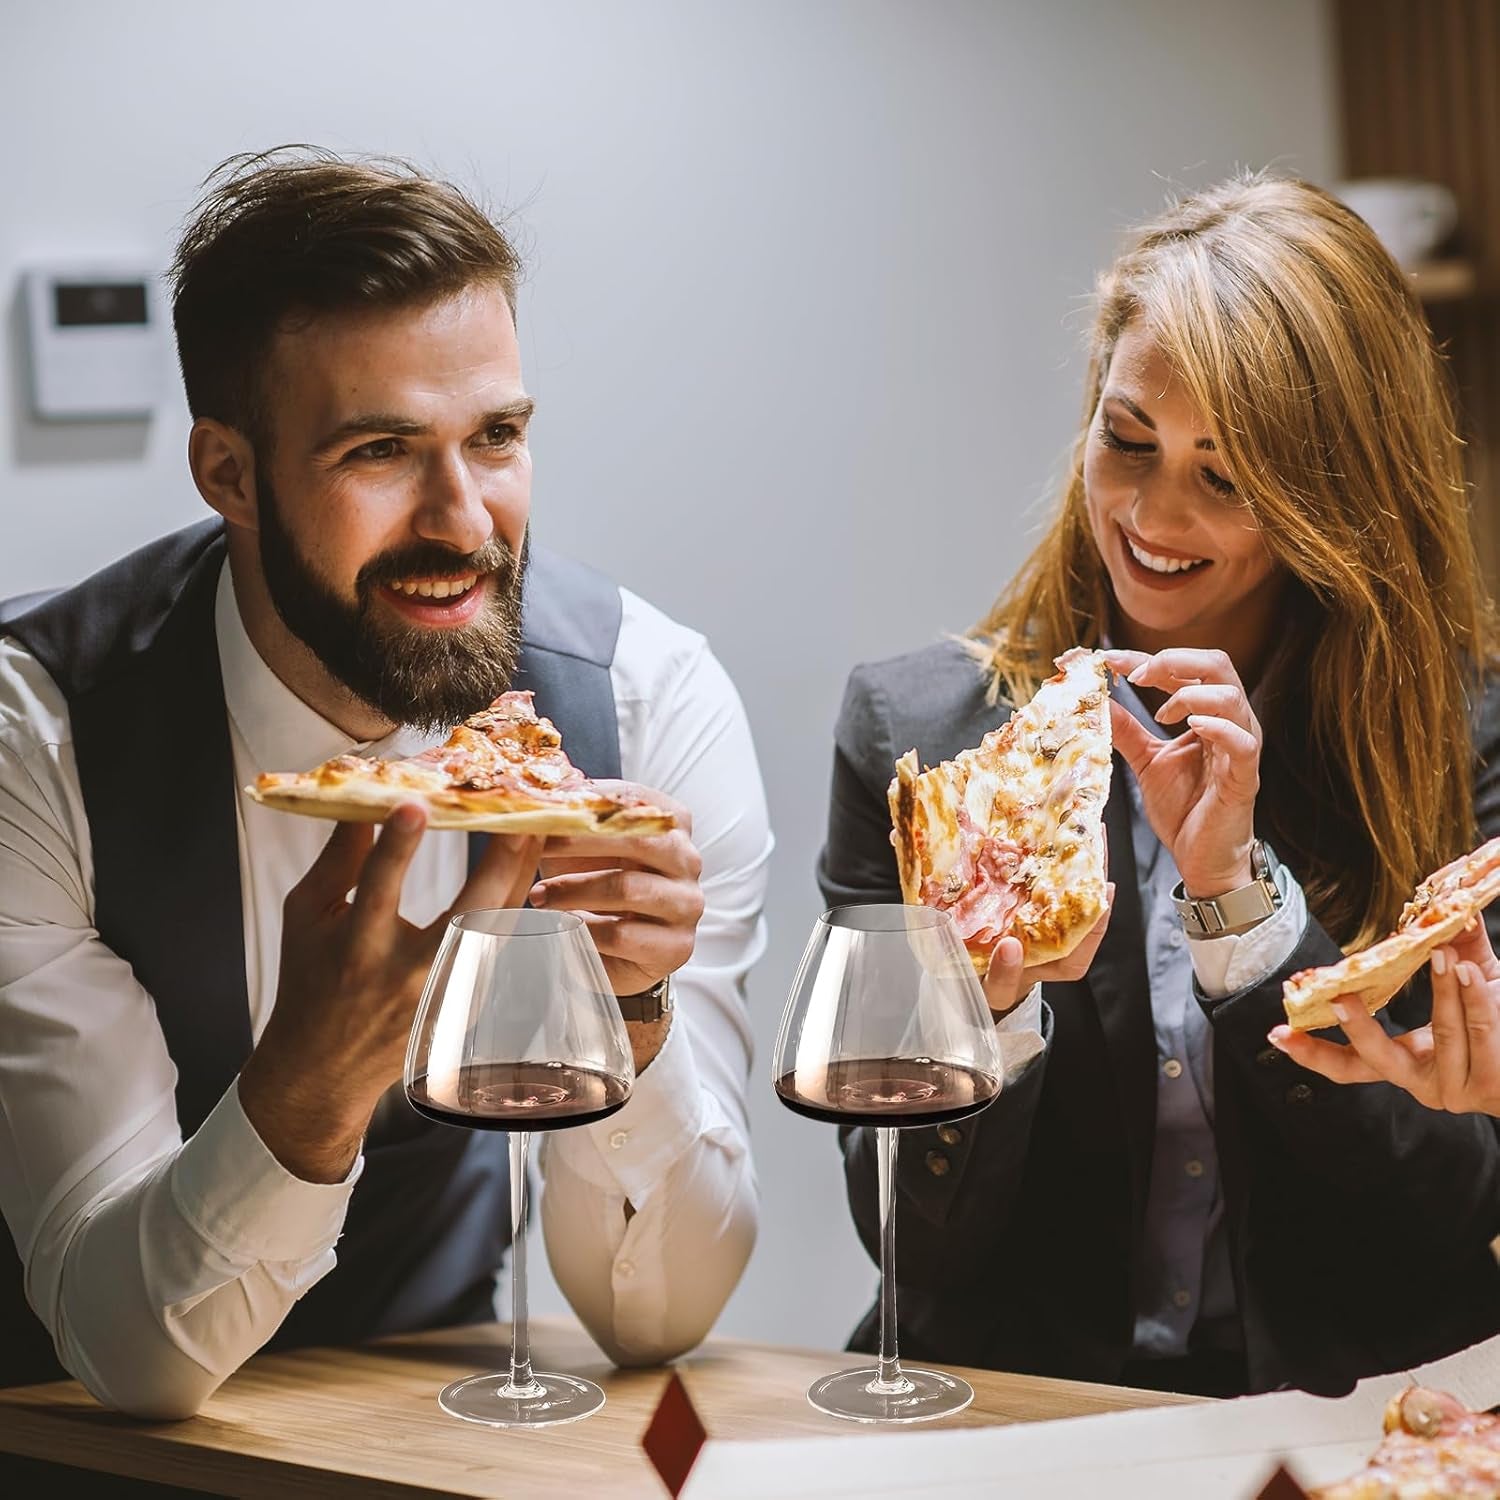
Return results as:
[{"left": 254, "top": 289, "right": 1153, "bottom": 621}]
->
[
  {"left": 1083, "top": 756, "right": 1157, "bottom": 1237},
  {"left": 70, "top": 545, "right": 254, "bottom": 1138}
]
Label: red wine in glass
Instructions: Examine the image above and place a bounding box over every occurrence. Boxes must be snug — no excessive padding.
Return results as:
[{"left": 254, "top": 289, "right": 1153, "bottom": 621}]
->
[{"left": 409, "top": 1062, "right": 630, "bottom": 1132}]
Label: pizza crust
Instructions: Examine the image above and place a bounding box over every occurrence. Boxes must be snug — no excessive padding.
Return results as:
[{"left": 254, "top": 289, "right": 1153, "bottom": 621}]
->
[
  {"left": 247, "top": 781, "right": 676, "bottom": 836},
  {"left": 1283, "top": 836, "right": 1500, "bottom": 1030}
]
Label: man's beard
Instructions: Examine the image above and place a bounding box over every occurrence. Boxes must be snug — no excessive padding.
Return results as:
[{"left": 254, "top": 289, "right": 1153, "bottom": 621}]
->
[{"left": 257, "top": 476, "right": 527, "bottom": 734}]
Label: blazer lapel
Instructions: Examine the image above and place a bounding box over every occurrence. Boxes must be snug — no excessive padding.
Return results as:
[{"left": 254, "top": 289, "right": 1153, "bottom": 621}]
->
[{"left": 1083, "top": 756, "right": 1157, "bottom": 1238}]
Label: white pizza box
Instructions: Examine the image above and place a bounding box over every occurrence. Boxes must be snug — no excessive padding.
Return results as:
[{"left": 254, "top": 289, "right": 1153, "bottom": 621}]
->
[{"left": 677, "top": 1334, "right": 1500, "bottom": 1499}]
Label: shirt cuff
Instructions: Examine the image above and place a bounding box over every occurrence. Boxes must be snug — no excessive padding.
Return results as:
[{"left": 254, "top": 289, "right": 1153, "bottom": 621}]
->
[
  {"left": 994, "top": 983, "right": 1046, "bottom": 1080},
  {"left": 550, "top": 1016, "right": 706, "bottom": 1208},
  {"left": 169, "top": 1079, "right": 363, "bottom": 1265},
  {"left": 1188, "top": 861, "right": 1308, "bottom": 999}
]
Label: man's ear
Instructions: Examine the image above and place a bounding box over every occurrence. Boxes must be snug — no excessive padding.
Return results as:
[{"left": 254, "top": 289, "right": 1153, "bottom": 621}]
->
[{"left": 188, "top": 418, "right": 260, "bottom": 533}]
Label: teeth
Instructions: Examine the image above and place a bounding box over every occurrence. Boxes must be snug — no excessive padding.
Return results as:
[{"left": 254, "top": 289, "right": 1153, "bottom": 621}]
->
[
  {"left": 390, "top": 574, "right": 478, "bottom": 600},
  {"left": 1126, "top": 537, "right": 1207, "bottom": 575}
]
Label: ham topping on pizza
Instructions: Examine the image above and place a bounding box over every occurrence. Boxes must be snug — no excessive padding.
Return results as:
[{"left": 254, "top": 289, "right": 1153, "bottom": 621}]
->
[
  {"left": 250, "top": 690, "right": 674, "bottom": 836},
  {"left": 888, "top": 647, "right": 1113, "bottom": 973}
]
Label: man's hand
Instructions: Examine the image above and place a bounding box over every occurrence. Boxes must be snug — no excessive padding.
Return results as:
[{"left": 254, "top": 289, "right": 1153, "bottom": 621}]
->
[
  {"left": 981, "top": 885, "right": 1115, "bottom": 1016},
  {"left": 1269, "top": 918, "right": 1500, "bottom": 1116},
  {"left": 528, "top": 783, "right": 703, "bottom": 1070},
  {"left": 238, "top": 805, "right": 541, "bottom": 1182}
]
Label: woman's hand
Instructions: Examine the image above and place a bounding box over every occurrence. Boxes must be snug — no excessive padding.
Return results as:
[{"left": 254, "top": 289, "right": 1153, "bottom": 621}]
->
[
  {"left": 1269, "top": 918, "right": 1500, "bottom": 1116},
  {"left": 1103, "top": 648, "right": 1262, "bottom": 898},
  {"left": 981, "top": 886, "right": 1114, "bottom": 1015}
]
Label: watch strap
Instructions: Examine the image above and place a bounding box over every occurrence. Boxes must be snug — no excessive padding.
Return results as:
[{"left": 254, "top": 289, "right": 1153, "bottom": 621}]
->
[
  {"left": 616, "top": 976, "right": 672, "bottom": 1023},
  {"left": 1172, "top": 842, "right": 1282, "bottom": 939}
]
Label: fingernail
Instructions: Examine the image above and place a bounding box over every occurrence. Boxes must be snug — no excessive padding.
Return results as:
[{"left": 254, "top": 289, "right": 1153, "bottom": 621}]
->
[
  {"left": 1330, "top": 1000, "right": 1352, "bottom": 1024},
  {"left": 1267, "top": 1027, "right": 1290, "bottom": 1049},
  {"left": 1433, "top": 947, "right": 1448, "bottom": 975},
  {"left": 1127, "top": 665, "right": 1147, "bottom": 684},
  {"left": 1458, "top": 962, "right": 1475, "bottom": 988},
  {"left": 528, "top": 883, "right": 547, "bottom": 906}
]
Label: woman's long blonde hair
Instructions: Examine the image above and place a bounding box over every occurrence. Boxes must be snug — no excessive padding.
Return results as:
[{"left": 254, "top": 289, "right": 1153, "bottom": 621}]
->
[{"left": 970, "top": 173, "right": 1497, "bottom": 949}]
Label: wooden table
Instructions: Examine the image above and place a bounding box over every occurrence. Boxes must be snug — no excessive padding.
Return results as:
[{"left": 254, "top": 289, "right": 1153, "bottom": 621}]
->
[{"left": 0, "top": 1319, "right": 1201, "bottom": 1497}]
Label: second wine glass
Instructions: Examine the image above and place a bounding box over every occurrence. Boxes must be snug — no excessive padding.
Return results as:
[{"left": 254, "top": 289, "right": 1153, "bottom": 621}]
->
[
  {"left": 404, "top": 907, "right": 634, "bottom": 1428},
  {"left": 772, "top": 903, "right": 1002, "bottom": 1422}
]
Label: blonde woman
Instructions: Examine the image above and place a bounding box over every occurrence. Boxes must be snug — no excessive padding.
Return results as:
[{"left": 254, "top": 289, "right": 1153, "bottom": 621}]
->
[{"left": 818, "top": 174, "right": 1500, "bottom": 1399}]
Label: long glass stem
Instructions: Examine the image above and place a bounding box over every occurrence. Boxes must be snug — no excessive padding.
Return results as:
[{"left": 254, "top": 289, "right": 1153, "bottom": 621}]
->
[
  {"left": 872, "top": 1125, "right": 912, "bottom": 1395},
  {"left": 505, "top": 1130, "right": 542, "bottom": 1398}
]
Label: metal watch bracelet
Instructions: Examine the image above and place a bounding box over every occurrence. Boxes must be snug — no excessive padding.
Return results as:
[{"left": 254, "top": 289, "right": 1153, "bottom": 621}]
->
[{"left": 1171, "top": 840, "right": 1283, "bottom": 939}]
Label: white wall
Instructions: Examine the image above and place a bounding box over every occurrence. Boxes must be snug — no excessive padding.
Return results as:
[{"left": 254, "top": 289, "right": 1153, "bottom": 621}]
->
[{"left": 1, "top": 1, "right": 1338, "bottom": 1353}]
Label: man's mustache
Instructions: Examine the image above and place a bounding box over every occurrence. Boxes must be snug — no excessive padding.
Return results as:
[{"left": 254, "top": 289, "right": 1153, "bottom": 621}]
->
[{"left": 356, "top": 538, "right": 517, "bottom": 598}]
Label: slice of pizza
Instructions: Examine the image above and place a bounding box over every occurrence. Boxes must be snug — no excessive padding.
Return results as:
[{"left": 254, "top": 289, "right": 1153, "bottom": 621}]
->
[
  {"left": 1310, "top": 1386, "right": 1500, "bottom": 1499},
  {"left": 249, "top": 690, "right": 676, "bottom": 837},
  {"left": 1282, "top": 835, "right": 1500, "bottom": 1031},
  {"left": 888, "top": 647, "right": 1112, "bottom": 975}
]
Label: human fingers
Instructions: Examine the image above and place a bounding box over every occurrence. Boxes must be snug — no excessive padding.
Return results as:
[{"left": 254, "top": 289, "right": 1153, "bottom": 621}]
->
[
  {"left": 1184, "top": 715, "right": 1261, "bottom": 798},
  {"left": 530, "top": 865, "right": 704, "bottom": 928},
  {"left": 981, "top": 935, "right": 1029, "bottom": 1015},
  {"left": 580, "top": 913, "right": 695, "bottom": 984},
  {"left": 1119, "top": 647, "right": 1244, "bottom": 692},
  {"left": 285, "top": 819, "right": 377, "bottom": 919},
  {"left": 542, "top": 828, "right": 702, "bottom": 881},
  {"left": 347, "top": 804, "right": 428, "bottom": 933},
  {"left": 1427, "top": 945, "right": 1473, "bottom": 1111},
  {"left": 1455, "top": 957, "right": 1500, "bottom": 1111},
  {"left": 1152, "top": 683, "right": 1258, "bottom": 736},
  {"left": 438, "top": 834, "right": 543, "bottom": 930},
  {"left": 1109, "top": 698, "right": 1161, "bottom": 780},
  {"left": 1450, "top": 915, "right": 1500, "bottom": 983},
  {"left": 1329, "top": 995, "right": 1430, "bottom": 1096},
  {"left": 1267, "top": 1025, "right": 1384, "bottom": 1085}
]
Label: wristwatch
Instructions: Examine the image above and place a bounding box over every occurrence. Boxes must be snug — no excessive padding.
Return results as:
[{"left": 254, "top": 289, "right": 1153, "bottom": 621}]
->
[
  {"left": 616, "top": 976, "right": 673, "bottom": 1024},
  {"left": 1171, "top": 840, "right": 1283, "bottom": 939}
]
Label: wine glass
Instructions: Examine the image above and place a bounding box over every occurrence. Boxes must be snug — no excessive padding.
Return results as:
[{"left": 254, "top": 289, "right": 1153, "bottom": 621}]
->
[
  {"left": 772, "top": 904, "right": 1003, "bottom": 1422},
  {"left": 404, "top": 907, "right": 634, "bottom": 1427}
]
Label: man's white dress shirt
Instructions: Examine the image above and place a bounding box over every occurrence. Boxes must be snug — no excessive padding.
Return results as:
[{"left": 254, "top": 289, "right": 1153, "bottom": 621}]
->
[{"left": 0, "top": 561, "right": 771, "bottom": 1417}]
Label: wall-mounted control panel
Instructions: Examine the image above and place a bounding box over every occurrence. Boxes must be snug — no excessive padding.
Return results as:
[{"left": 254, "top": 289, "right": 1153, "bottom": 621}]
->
[{"left": 23, "top": 265, "right": 167, "bottom": 420}]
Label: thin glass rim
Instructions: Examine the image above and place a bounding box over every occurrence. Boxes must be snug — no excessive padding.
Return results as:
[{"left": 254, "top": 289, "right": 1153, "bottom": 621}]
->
[
  {"left": 446, "top": 908, "right": 589, "bottom": 939},
  {"left": 817, "top": 902, "right": 954, "bottom": 934}
]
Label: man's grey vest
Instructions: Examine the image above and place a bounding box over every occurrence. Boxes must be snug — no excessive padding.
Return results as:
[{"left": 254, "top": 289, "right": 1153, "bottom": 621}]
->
[{"left": 0, "top": 519, "right": 623, "bottom": 1386}]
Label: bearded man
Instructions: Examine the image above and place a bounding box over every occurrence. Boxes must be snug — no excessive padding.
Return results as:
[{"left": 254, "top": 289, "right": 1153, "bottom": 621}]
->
[{"left": 0, "top": 149, "right": 770, "bottom": 1416}]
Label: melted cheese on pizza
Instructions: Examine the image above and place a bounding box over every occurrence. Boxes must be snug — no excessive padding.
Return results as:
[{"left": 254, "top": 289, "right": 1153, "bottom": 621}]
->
[
  {"left": 1313, "top": 1388, "right": 1500, "bottom": 1499},
  {"left": 889, "top": 647, "right": 1113, "bottom": 970}
]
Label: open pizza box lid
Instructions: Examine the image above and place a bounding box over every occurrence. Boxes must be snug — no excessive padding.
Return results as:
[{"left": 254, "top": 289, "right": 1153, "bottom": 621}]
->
[{"left": 667, "top": 1334, "right": 1500, "bottom": 1499}]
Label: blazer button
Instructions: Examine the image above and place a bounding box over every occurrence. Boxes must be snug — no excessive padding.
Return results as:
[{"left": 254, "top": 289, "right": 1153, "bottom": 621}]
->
[
  {"left": 936, "top": 1125, "right": 963, "bottom": 1147},
  {"left": 925, "top": 1150, "right": 951, "bottom": 1177},
  {"left": 1255, "top": 1046, "right": 1282, "bottom": 1067},
  {"left": 1285, "top": 1082, "right": 1314, "bottom": 1106}
]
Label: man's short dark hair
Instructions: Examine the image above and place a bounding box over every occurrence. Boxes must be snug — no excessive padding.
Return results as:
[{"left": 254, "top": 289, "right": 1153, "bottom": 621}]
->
[{"left": 169, "top": 146, "right": 522, "bottom": 446}]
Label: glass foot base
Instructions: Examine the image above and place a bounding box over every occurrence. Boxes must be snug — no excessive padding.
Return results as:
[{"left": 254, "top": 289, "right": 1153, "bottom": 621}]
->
[
  {"left": 438, "top": 1371, "right": 607, "bottom": 1428},
  {"left": 807, "top": 1365, "right": 973, "bottom": 1424}
]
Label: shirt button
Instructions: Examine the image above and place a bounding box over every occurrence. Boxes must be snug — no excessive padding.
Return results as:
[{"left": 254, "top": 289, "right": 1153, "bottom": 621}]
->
[
  {"left": 936, "top": 1125, "right": 963, "bottom": 1147},
  {"left": 609, "top": 1130, "right": 630, "bottom": 1149},
  {"left": 1168, "top": 929, "right": 1185, "bottom": 949},
  {"left": 617, "top": 1260, "right": 636, "bottom": 1279},
  {"left": 1185, "top": 1159, "right": 1205, "bottom": 1178},
  {"left": 925, "top": 1150, "right": 951, "bottom": 1177},
  {"left": 1172, "top": 1289, "right": 1192, "bottom": 1310},
  {"left": 1162, "top": 1059, "right": 1184, "bottom": 1080},
  {"left": 1286, "top": 1083, "right": 1314, "bottom": 1106}
]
